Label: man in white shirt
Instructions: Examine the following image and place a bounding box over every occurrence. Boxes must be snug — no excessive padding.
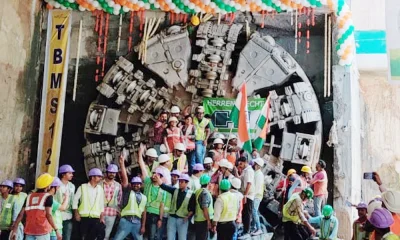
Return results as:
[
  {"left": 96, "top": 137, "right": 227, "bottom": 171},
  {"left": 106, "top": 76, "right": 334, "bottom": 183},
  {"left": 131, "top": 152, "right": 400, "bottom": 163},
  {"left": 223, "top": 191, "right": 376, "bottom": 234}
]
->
[
  {"left": 237, "top": 156, "right": 255, "bottom": 239},
  {"left": 251, "top": 158, "right": 265, "bottom": 236}
]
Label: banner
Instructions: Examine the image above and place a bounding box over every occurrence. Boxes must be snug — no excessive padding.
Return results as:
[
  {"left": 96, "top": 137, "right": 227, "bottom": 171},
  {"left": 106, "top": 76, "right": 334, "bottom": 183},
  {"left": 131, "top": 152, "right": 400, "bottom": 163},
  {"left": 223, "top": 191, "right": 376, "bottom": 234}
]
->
[
  {"left": 203, "top": 97, "right": 266, "bottom": 139},
  {"left": 386, "top": 0, "right": 400, "bottom": 82},
  {"left": 36, "top": 10, "right": 71, "bottom": 179}
]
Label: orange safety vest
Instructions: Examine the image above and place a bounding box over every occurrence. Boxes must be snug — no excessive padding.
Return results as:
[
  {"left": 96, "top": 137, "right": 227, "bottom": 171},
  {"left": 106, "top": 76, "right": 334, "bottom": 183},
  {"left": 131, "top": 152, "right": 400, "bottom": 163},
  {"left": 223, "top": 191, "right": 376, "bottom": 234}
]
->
[
  {"left": 24, "top": 192, "right": 53, "bottom": 235},
  {"left": 166, "top": 127, "right": 182, "bottom": 152},
  {"left": 210, "top": 149, "right": 223, "bottom": 169}
]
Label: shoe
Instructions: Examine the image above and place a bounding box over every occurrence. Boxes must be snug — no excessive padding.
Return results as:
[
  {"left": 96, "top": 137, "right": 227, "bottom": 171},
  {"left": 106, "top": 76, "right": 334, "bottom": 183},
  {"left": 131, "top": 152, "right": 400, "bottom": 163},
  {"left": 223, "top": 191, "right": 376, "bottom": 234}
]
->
[
  {"left": 251, "top": 229, "right": 263, "bottom": 236},
  {"left": 237, "top": 233, "right": 250, "bottom": 239}
]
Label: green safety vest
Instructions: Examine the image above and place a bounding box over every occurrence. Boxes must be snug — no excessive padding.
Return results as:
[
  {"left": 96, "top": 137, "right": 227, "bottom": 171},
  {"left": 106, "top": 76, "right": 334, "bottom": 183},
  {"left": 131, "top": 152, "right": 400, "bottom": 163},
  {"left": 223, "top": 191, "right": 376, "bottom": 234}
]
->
[
  {"left": 0, "top": 195, "right": 16, "bottom": 230},
  {"left": 121, "top": 192, "right": 147, "bottom": 218},
  {"left": 144, "top": 183, "right": 164, "bottom": 215},
  {"left": 169, "top": 189, "right": 193, "bottom": 218},
  {"left": 193, "top": 118, "right": 210, "bottom": 141},
  {"left": 282, "top": 193, "right": 302, "bottom": 223},
  {"left": 78, "top": 184, "right": 103, "bottom": 218},
  {"left": 13, "top": 192, "right": 27, "bottom": 214},
  {"left": 194, "top": 188, "right": 214, "bottom": 222},
  {"left": 218, "top": 192, "right": 238, "bottom": 222},
  {"left": 102, "top": 181, "right": 120, "bottom": 209},
  {"left": 164, "top": 192, "right": 172, "bottom": 214},
  {"left": 55, "top": 182, "right": 75, "bottom": 214}
]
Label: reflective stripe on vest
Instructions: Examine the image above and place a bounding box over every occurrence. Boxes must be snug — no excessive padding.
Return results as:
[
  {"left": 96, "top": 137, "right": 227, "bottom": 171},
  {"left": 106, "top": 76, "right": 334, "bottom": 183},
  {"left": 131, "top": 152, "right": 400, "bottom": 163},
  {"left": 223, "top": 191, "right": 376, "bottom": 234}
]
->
[
  {"left": 24, "top": 193, "right": 52, "bottom": 235},
  {"left": 145, "top": 184, "right": 164, "bottom": 215},
  {"left": 166, "top": 127, "right": 182, "bottom": 151},
  {"left": 282, "top": 193, "right": 301, "bottom": 223},
  {"left": 194, "top": 188, "right": 214, "bottom": 222},
  {"left": 164, "top": 192, "right": 172, "bottom": 214},
  {"left": 170, "top": 189, "right": 192, "bottom": 218},
  {"left": 218, "top": 192, "right": 238, "bottom": 222},
  {"left": 121, "top": 192, "right": 147, "bottom": 218},
  {"left": 78, "top": 184, "right": 103, "bottom": 218},
  {"left": 0, "top": 195, "right": 15, "bottom": 230},
  {"left": 103, "top": 181, "right": 120, "bottom": 209},
  {"left": 193, "top": 118, "right": 210, "bottom": 141},
  {"left": 25, "top": 193, "right": 49, "bottom": 211},
  {"left": 169, "top": 153, "right": 187, "bottom": 173}
]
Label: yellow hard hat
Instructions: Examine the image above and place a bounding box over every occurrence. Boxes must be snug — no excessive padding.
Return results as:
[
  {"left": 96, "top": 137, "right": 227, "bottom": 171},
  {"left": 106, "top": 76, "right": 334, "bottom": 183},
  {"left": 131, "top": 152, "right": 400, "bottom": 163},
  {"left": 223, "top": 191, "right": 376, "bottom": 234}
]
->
[
  {"left": 191, "top": 16, "right": 200, "bottom": 26},
  {"left": 36, "top": 173, "right": 54, "bottom": 189},
  {"left": 287, "top": 169, "right": 296, "bottom": 176},
  {"left": 301, "top": 166, "right": 312, "bottom": 174}
]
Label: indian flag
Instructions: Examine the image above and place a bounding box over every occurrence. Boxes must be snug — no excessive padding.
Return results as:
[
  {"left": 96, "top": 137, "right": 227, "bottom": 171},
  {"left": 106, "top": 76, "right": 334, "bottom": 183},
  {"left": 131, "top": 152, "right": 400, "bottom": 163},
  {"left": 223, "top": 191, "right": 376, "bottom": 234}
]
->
[
  {"left": 230, "top": 83, "right": 252, "bottom": 154},
  {"left": 253, "top": 95, "right": 271, "bottom": 151}
]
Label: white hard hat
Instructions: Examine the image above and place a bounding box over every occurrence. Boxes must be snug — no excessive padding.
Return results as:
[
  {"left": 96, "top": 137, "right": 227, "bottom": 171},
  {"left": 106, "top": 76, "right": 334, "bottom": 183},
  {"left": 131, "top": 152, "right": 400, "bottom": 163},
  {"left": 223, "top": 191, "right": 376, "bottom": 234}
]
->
[
  {"left": 212, "top": 132, "right": 225, "bottom": 139},
  {"left": 213, "top": 138, "right": 224, "bottom": 145},
  {"left": 160, "top": 144, "right": 167, "bottom": 153},
  {"left": 253, "top": 158, "right": 264, "bottom": 167},
  {"left": 196, "top": 106, "right": 204, "bottom": 112},
  {"left": 158, "top": 154, "right": 170, "bottom": 163},
  {"left": 204, "top": 157, "right": 213, "bottom": 164},
  {"left": 230, "top": 177, "right": 241, "bottom": 189},
  {"left": 174, "top": 143, "right": 186, "bottom": 151},
  {"left": 146, "top": 148, "right": 158, "bottom": 158},
  {"left": 229, "top": 134, "right": 237, "bottom": 139},
  {"left": 226, "top": 162, "right": 233, "bottom": 170},
  {"left": 169, "top": 117, "right": 179, "bottom": 123},
  {"left": 219, "top": 159, "right": 229, "bottom": 168},
  {"left": 170, "top": 106, "right": 180, "bottom": 114},
  {"left": 382, "top": 190, "right": 400, "bottom": 213},
  {"left": 368, "top": 201, "right": 382, "bottom": 216}
]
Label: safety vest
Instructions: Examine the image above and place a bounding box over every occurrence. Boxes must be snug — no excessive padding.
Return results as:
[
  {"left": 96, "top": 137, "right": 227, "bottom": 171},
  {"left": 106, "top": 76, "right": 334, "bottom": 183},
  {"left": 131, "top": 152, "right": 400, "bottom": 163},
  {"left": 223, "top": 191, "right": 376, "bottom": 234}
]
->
[
  {"left": 218, "top": 191, "right": 238, "bottom": 222},
  {"left": 382, "top": 232, "right": 400, "bottom": 240},
  {"left": 189, "top": 176, "right": 201, "bottom": 192},
  {"left": 145, "top": 184, "right": 164, "bottom": 215},
  {"left": 209, "top": 149, "right": 223, "bottom": 169},
  {"left": 164, "top": 191, "right": 172, "bottom": 215},
  {"left": 55, "top": 182, "right": 75, "bottom": 216},
  {"left": 13, "top": 192, "right": 27, "bottom": 212},
  {"left": 193, "top": 118, "right": 210, "bottom": 141},
  {"left": 0, "top": 195, "right": 16, "bottom": 230},
  {"left": 282, "top": 193, "right": 302, "bottom": 223},
  {"left": 121, "top": 192, "right": 147, "bottom": 218},
  {"left": 320, "top": 217, "right": 337, "bottom": 240},
  {"left": 170, "top": 189, "right": 193, "bottom": 218},
  {"left": 24, "top": 192, "right": 52, "bottom": 235},
  {"left": 78, "top": 184, "right": 103, "bottom": 218},
  {"left": 183, "top": 125, "right": 195, "bottom": 150},
  {"left": 194, "top": 188, "right": 214, "bottom": 222},
  {"left": 102, "top": 181, "right": 121, "bottom": 209},
  {"left": 169, "top": 153, "right": 187, "bottom": 173},
  {"left": 166, "top": 127, "right": 182, "bottom": 151}
]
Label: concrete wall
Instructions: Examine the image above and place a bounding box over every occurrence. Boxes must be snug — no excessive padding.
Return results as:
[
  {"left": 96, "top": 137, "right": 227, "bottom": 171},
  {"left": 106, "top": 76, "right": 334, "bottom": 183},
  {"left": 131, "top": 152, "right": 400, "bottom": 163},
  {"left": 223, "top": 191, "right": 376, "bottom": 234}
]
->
[{"left": 0, "top": 0, "right": 42, "bottom": 183}]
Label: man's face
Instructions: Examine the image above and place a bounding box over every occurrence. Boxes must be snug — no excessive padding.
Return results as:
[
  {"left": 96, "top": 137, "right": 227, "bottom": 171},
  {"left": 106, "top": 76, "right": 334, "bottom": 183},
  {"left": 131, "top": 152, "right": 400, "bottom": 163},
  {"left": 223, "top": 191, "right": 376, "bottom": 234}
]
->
[
  {"left": 196, "top": 111, "right": 204, "bottom": 120},
  {"left": 63, "top": 172, "right": 74, "bottom": 181},
  {"left": 238, "top": 161, "right": 246, "bottom": 170},
  {"left": 147, "top": 156, "right": 156, "bottom": 164},
  {"left": 13, "top": 184, "right": 23, "bottom": 194},
  {"left": 215, "top": 143, "right": 223, "bottom": 149},
  {"left": 171, "top": 113, "right": 179, "bottom": 118},
  {"left": 0, "top": 186, "right": 9, "bottom": 194},
  {"left": 179, "top": 180, "right": 188, "bottom": 189},
  {"left": 92, "top": 176, "right": 103, "bottom": 184},
  {"left": 106, "top": 172, "right": 116, "bottom": 180},
  {"left": 151, "top": 173, "right": 162, "bottom": 183},
  {"left": 175, "top": 149, "right": 183, "bottom": 157},
  {"left": 160, "top": 114, "right": 168, "bottom": 122},
  {"left": 171, "top": 174, "right": 179, "bottom": 183},
  {"left": 229, "top": 138, "right": 237, "bottom": 146},
  {"left": 358, "top": 208, "right": 367, "bottom": 218},
  {"left": 132, "top": 183, "right": 141, "bottom": 192},
  {"left": 204, "top": 163, "right": 212, "bottom": 170}
]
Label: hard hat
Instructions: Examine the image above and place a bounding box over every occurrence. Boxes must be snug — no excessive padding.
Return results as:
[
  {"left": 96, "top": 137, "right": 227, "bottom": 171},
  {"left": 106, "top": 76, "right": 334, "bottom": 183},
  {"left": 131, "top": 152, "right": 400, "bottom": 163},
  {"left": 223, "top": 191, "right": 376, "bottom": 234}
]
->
[
  {"left": 219, "top": 159, "right": 229, "bottom": 168},
  {"left": 368, "top": 200, "right": 382, "bottom": 214},
  {"left": 225, "top": 162, "right": 233, "bottom": 170},
  {"left": 219, "top": 179, "right": 231, "bottom": 191},
  {"left": 203, "top": 157, "right": 213, "bottom": 164},
  {"left": 59, "top": 164, "right": 75, "bottom": 174},
  {"left": 287, "top": 169, "right": 296, "bottom": 176},
  {"left": 158, "top": 154, "right": 170, "bottom": 164},
  {"left": 230, "top": 178, "right": 241, "bottom": 189},
  {"left": 51, "top": 177, "right": 62, "bottom": 187},
  {"left": 213, "top": 138, "right": 224, "bottom": 145},
  {"left": 200, "top": 174, "right": 211, "bottom": 185},
  {"left": 212, "top": 132, "right": 225, "bottom": 140},
  {"left": 160, "top": 144, "right": 167, "bottom": 153},
  {"left": 228, "top": 134, "right": 237, "bottom": 140},
  {"left": 381, "top": 190, "right": 400, "bottom": 213},
  {"left": 170, "top": 106, "right": 180, "bottom": 114},
  {"left": 369, "top": 208, "right": 394, "bottom": 228},
  {"left": 171, "top": 170, "right": 181, "bottom": 177},
  {"left": 196, "top": 106, "right": 204, "bottom": 112},
  {"left": 178, "top": 174, "right": 190, "bottom": 182},
  {"left": 174, "top": 143, "right": 186, "bottom": 151},
  {"left": 36, "top": 173, "right": 55, "bottom": 189},
  {"left": 146, "top": 148, "right": 158, "bottom": 158},
  {"left": 356, "top": 202, "right": 368, "bottom": 209},
  {"left": 302, "top": 187, "right": 314, "bottom": 199},
  {"left": 106, "top": 164, "right": 119, "bottom": 173},
  {"left": 13, "top": 178, "right": 26, "bottom": 185},
  {"left": 0, "top": 180, "right": 13, "bottom": 189},
  {"left": 193, "top": 163, "right": 205, "bottom": 171},
  {"left": 88, "top": 168, "right": 103, "bottom": 177},
  {"left": 253, "top": 158, "right": 264, "bottom": 167},
  {"left": 169, "top": 117, "right": 178, "bottom": 123},
  {"left": 301, "top": 166, "right": 312, "bottom": 174},
  {"left": 153, "top": 168, "right": 164, "bottom": 177},
  {"left": 191, "top": 15, "right": 200, "bottom": 26},
  {"left": 322, "top": 205, "right": 334, "bottom": 217},
  {"left": 131, "top": 177, "right": 142, "bottom": 184}
]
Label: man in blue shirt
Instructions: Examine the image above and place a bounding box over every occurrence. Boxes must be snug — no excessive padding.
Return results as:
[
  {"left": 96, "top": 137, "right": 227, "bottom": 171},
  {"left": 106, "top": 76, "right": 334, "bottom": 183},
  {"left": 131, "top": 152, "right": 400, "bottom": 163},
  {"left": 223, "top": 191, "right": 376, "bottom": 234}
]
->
[{"left": 308, "top": 205, "right": 338, "bottom": 240}]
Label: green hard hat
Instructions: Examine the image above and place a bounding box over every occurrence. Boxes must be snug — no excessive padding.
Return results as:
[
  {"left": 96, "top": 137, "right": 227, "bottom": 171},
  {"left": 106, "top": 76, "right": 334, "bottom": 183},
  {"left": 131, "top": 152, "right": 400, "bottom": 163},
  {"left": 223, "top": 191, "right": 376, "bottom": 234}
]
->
[
  {"left": 200, "top": 174, "right": 211, "bottom": 185},
  {"left": 302, "top": 187, "right": 314, "bottom": 199},
  {"left": 322, "top": 205, "right": 334, "bottom": 217},
  {"left": 219, "top": 179, "right": 231, "bottom": 191}
]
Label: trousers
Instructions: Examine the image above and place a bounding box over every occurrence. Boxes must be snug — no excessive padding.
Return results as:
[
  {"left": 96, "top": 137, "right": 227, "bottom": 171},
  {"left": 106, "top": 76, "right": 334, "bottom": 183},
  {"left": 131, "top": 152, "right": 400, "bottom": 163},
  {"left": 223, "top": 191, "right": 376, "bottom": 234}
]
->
[
  {"left": 217, "top": 221, "right": 236, "bottom": 240},
  {"left": 79, "top": 217, "right": 105, "bottom": 240},
  {"left": 242, "top": 198, "right": 254, "bottom": 234}
]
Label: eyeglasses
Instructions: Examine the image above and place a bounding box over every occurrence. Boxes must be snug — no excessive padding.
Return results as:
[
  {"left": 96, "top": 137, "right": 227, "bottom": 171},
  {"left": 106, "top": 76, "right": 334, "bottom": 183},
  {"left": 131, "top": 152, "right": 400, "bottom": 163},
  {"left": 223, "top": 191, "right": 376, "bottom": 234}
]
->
[{"left": 196, "top": 112, "right": 204, "bottom": 115}]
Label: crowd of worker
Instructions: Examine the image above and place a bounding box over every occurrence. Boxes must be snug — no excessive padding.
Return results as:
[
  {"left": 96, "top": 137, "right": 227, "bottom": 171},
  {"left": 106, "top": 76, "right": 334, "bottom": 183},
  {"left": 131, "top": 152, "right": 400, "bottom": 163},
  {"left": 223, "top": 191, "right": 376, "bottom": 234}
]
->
[{"left": 0, "top": 105, "right": 399, "bottom": 240}]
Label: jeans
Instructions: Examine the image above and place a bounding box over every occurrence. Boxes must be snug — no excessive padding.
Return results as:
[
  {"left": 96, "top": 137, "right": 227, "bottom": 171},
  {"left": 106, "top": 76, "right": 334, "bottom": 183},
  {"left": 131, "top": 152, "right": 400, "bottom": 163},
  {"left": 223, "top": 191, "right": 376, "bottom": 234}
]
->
[
  {"left": 154, "top": 144, "right": 161, "bottom": 155},
  {"left": 114, "top": 217, "right": 143, "bottom": 240},
  {"left": 195, "top": 140, "right": 206, "bottom": 164},
  {"left": 80, "top": 217, "right": 106, "bottom": 240},
  {"left": 104, "top": 215, "right": 117, "bottom": 239},
  {"left": 25, "top": 234, "right": 50, "bottom": 240},
  {"left": 217, "top": 221, "right": 236, "bottom": 240},
  {"left": 62, "top": 219, "right": 73, "bottom": 240},
  {"left": 194, "top": 221, "right": 209, "bottom": 240},
  {"left": 242, "top": 198, "right": 254, "bottom": 234},
  {"left": 167, "top": 216, "right": 189, "bottom": 240},
  {"left": 146, "top": 213, "right": 163, "bottom": 240},
  {"left": 251, "top": 198, "right": 261, "bottom": 231},
  {"left": 187, "top": 150, "right": 196, "bottom": 175},
  {"left": 314, "top": 195, "right": 327, "bottom": 217}
]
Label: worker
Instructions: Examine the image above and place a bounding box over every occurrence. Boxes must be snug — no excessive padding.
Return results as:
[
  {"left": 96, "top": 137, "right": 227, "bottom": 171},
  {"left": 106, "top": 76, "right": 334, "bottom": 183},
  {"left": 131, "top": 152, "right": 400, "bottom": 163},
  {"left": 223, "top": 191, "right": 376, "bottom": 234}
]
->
[
  {"left": 212, "top": 179, "right": 239, "bottom": 240},
  {"left": 156, "top": 173, "right": 196, "bottom": 240},
  {"left": 114, "top": 154, "right": 147, "bottom": 240},
  {"left": 193, "top": 174, "right": 213, "bottom": 240},
  {"left": 162, "top": 170, "right": 181, "bottom": 240},
  {"left": 193, "top": 106, "right": 211, "bottom": 165},
  {"left": 210, "top": 159, "right": 235, "bottom": 198},
  {"left": 251, "top": 157, "right": 265, "bottom": 236},
  {"left": 48, "top": 177, "right": 70, "bottom": 240},
  {"left": 368, "top": 208, "right": 400, "bottom": 240},
  {"left": 352, "top": 202, "right": 369, "bottom": 240},
  {"left": 152, "top": 111, "right": 168, "bottom": 155},
  {"left": 12, "top": 173, "right": 61, "bottom": 240},
  {"left": 0, "top": 180, "right": 18, "bottom": 239},
  {"left": 164, "top": 117, "right": 184, "bottom": 154},
  {"left": 209, "top": 138, "right": 224, "bottom": 169},
  {"left": 203, "top": 157, "right": 215, "bottom": 177},
  {"left": 73, "top": 168, "right": 105, "bottom": 240},
  {"left": 102, "top": 164, "right": 122, "bottom": 240},
  {"left": 381, "top": 190, "right": 400, "bottom": 235},
  {"left": 55, "top": 164, "right": 75, "bottom": 240},
  {"left": 308, "top": 205, "right": 339, "bottom": 240},
  {"left": 12, "top": 178, "right": 27, "bottom": 240},
  {"left": 169, "top": 143, "right": 188, "bottom": 173},
  {"left": 139, "top": 147, "right": 159, "bottom": 177},
  {"left": 229, "top": 178, "right": 244, "bottom": 240},
  {"left": 156, "top": 154, "right": 172, "bottom": 185},
  {"left": 171, "top": 170, "right": 181, "bottom": 187},
  {"left": 188, "top": 163, "right": 204, "bottom": 191},
  {"left": 310, "top": 160, "right": 328, "bottom": 216},
  {"left": 182, "top": 115, "right": 196, "bottom": 175},
  {"left": 276, "top": 168, "right": 297, "bottom": 206},
  {"left": 300, "top": 165, "right": 312, "bottom": 188},
  {"left": 226, "top": 134, "right": 240, "bottom": 165},
  {"left": 282, "top": 187, "right": 316, "bottom": 240}
]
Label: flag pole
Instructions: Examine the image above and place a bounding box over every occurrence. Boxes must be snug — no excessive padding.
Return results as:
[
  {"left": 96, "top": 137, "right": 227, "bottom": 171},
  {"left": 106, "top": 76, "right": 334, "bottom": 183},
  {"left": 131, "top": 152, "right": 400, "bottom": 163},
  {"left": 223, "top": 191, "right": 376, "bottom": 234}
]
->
[{"left": 224, "top": 122, "right": 234, "bottom": 157}]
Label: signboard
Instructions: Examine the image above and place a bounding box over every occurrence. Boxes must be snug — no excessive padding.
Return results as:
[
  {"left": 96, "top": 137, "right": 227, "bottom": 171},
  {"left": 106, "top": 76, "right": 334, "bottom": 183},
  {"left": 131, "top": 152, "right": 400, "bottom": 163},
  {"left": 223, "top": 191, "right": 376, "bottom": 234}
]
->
[
  {"left": 386, "top": 0, "right": 400, "bottom": 82},
  {"left": 203, "top": 98, "right": 266, "bottom": 138},
  {"left": 36, "top": 10, "right": 71, "bottom": 178}
]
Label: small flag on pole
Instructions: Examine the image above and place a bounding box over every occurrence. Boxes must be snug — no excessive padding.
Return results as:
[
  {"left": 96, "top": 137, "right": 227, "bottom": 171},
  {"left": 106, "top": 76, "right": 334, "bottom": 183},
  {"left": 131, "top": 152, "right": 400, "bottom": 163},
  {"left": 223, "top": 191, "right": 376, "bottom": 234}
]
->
[{"left": 253, "top": 95, "right": 271, "bottom": 151}]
